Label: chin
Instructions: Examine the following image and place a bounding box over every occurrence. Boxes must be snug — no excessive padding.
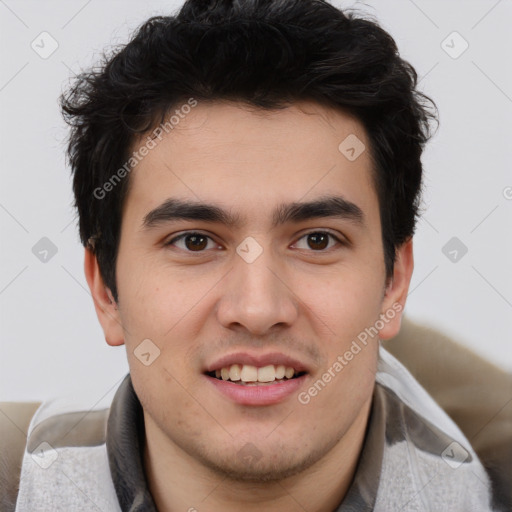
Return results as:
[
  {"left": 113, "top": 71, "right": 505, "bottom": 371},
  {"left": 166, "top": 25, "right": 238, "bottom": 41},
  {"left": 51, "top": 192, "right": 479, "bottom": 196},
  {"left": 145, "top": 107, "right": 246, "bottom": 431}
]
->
[
  {"left": 192, "top": 439, "right": 328, "bottom": 484},
  {"left": 200, "top": 455, "right": 313, "bottom": 483}
]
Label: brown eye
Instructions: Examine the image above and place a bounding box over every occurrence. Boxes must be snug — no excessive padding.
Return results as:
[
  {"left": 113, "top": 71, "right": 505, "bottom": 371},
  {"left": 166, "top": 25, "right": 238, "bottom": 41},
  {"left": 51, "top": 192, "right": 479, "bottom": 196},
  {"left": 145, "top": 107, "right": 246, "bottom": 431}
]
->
[
  {"left": 166, "top": 232, "right": 215, "bottom": 252},
  {"left": 307, "top": 232, "right": 329, "bottom": 250},
  {"left": 294, "top": 231, "right": 343, "bottom": 252},
  {"left": 184, "top": 234, "right": 208, "bottom": 251}
]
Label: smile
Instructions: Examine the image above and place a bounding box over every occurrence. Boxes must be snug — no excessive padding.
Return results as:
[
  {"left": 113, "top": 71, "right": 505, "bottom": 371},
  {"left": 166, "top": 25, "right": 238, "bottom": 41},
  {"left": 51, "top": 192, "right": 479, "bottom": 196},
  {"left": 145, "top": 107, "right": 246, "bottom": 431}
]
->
[
  {"left": 207, "top": 363, "right": 307, "bottom": 384},
  {"left": 204, "top": 369, "right": 309, "bottom": 406}
]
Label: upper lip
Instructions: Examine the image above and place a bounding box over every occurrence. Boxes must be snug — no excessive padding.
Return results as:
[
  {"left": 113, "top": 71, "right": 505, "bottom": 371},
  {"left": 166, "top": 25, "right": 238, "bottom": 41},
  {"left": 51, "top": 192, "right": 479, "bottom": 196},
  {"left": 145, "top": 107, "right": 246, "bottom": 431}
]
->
[{"left": 204, "top": 351, "right": 311, "bottom": 374}]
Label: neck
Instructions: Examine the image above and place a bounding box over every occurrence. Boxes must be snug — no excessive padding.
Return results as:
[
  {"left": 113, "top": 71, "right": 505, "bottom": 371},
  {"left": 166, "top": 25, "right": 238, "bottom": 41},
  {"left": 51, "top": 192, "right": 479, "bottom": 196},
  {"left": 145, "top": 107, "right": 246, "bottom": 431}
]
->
[{"left": 143, "top": 396, "right": 372, "bottom": 512}]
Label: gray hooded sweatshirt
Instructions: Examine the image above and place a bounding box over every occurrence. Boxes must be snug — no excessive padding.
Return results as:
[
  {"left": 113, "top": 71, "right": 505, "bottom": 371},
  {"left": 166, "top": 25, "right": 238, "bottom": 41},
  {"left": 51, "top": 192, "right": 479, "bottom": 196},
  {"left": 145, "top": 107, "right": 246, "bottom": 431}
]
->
[{"left": 14, "top": 347, "right": 502, "bottom": 511}]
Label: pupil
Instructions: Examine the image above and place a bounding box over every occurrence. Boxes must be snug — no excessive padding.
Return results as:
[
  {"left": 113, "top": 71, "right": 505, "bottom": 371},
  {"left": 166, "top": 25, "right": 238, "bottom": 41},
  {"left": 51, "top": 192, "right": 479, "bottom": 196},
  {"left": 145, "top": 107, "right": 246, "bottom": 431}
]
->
[
  {"left": 183, "top": 233, "right": 328, "bottom": 251},
  {"left": 186, "top": 234, "right": 207, "bottom": 251},
  {"left": 308, "top": 233, "right": 328, "bottom": 250}
]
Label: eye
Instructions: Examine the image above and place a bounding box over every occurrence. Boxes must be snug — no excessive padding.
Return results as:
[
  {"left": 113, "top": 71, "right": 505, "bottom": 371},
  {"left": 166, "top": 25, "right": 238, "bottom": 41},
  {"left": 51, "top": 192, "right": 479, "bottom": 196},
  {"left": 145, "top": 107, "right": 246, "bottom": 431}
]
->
[
  {"left": 165, "top": 232, "right": 219, "bottom": 252},
  {"left": 293, "top": 231, "right": 344, "bottom": 252},
  {"left": 165, "top": 230, "right": 345, "bottom": 254}
]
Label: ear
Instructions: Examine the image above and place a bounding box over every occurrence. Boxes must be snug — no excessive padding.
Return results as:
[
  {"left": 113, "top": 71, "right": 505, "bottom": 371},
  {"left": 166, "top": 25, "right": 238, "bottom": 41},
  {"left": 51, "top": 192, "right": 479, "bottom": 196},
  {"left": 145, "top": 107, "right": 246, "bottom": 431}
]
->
[
  {"left": 378, "top": 237, "right": 414, "bottom": 341},
  {"left": 84, "top": 248, "right": 125, "bottom": 346}
]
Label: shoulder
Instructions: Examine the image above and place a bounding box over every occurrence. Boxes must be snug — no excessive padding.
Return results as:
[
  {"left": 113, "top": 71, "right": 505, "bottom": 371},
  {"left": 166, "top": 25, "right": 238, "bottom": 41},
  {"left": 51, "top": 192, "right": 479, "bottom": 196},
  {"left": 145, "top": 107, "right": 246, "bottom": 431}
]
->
[
  {"left": 0, "top": 402, "right": 41, "bottom": 512},
  {"left": 2, "top": 394, "right": 116, "bottom": 512},
  {"left": 383, "top": 317, "right": 512, "bottom": 509},
  {"left": 374, "top": 347, "right": 502, "bottom": 511}
]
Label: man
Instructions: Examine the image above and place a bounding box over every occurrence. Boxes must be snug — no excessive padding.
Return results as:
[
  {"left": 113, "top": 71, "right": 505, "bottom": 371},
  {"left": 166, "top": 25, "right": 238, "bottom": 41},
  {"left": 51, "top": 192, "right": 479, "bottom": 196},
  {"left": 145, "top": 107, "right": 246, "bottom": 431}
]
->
[{"left": 12, "top": 0, "right": 504, "bottom": 510}]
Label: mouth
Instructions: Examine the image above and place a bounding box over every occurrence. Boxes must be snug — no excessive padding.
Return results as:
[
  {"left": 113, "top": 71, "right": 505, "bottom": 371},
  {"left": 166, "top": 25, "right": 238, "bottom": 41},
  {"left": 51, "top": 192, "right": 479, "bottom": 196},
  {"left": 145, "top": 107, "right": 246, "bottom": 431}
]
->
[
  {"left": 205, "top": 364, "right": 308, "bottom": 386},
  {"left": 203, "top": 363, "right": 309, "bottom": 406}
]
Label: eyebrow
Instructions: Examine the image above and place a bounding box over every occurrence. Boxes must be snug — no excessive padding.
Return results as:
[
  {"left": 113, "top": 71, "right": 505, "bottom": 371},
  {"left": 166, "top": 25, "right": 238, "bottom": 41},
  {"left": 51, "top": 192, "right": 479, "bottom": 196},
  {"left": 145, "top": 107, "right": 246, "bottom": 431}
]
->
[{"left": 142, "top": 195, "right": 365, "bottom": 231}]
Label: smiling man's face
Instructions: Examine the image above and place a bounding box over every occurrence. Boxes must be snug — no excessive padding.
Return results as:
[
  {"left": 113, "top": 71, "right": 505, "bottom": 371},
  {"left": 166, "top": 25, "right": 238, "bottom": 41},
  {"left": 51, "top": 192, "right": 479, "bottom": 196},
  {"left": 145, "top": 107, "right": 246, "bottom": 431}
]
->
[{"left": 86, "top": 99, "right": 413, "bottom": 486}]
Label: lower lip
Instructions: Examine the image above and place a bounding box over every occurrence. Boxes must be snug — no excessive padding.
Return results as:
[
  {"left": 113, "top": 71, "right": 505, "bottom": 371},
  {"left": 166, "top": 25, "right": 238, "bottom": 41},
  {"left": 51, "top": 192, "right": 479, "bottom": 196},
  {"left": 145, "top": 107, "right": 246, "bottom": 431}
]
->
[{"left": 205, "top": 374, "right": 308, "bottom": 406}]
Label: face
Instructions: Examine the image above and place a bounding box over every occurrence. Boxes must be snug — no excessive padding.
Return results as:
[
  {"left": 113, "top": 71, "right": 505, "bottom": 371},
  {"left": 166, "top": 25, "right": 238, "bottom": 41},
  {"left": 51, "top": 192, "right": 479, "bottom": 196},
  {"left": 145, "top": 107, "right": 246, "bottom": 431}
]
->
[{"left": 87, "top": 99, "right": 412, "bottom": 483}]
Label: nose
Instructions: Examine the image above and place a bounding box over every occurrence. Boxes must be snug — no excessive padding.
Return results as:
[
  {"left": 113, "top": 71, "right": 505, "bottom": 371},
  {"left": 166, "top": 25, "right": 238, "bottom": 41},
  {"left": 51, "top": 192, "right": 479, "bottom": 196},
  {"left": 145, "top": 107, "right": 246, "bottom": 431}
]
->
[{"left": 216, "top": 241, "right": 299, "bottom": 336}]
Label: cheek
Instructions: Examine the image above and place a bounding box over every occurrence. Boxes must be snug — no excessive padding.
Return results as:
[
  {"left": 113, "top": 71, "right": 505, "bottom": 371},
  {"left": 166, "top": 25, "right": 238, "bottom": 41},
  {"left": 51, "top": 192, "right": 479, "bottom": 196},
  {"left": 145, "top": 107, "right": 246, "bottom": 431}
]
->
[
  {"left": 131, "top": 364, "right": 206, "bottom": 438},
  {"left": 295, "top": 265, "right": 384, "bottom": 333},
  {"left": 296, "top": 267, "right": 382, "bottom": 391},
  {"left": 117, "top": 256, "right": 195, "bottom": 334},
  {"left": 117, "top": 269, "right": 206, "bottom": 387}
]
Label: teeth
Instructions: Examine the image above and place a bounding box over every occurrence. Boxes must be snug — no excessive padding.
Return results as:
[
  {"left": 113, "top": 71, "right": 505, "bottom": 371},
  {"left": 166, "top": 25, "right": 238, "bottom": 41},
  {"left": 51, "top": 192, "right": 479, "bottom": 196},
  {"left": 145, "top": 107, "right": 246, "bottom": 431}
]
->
[
  {"left": 212, "top": 364, "right": 299, "bottom": 383},
  {"left": 240, "top": 365, "right": 258, "bottom": 382},
  {"left": 285, "top": 367, "right": 295, "bottom": 379},
  {"left": 229, "top": 364, "right": 241, "bottom": 381},
  {"left": 257, "top": 365, "right": 275, "bottom": 383}
]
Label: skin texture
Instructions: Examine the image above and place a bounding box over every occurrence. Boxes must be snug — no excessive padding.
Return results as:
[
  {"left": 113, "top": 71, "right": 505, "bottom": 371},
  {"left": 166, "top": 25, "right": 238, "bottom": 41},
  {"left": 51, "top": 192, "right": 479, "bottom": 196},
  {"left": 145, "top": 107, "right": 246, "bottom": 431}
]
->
[{"left": 85, "top": 99, "right": 414, "bottom": 512}]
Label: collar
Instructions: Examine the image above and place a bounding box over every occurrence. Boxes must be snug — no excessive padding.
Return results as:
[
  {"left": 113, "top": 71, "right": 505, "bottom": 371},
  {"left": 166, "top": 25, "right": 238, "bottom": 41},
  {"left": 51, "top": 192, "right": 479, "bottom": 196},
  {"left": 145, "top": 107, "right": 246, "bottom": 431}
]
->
[
  {"left": 106, "top": 374, "right": 158, "bottom": 511},
  {"left": 106, "top": 373, "right": 386, "bottom": 511}
]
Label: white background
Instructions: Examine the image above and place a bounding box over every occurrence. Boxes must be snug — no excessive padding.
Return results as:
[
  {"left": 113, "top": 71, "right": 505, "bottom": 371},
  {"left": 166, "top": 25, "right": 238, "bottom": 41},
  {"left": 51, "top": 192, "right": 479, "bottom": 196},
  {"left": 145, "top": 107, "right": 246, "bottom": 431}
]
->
[{"left": 1, "top": 0, "right": 511, "bottom": 402}]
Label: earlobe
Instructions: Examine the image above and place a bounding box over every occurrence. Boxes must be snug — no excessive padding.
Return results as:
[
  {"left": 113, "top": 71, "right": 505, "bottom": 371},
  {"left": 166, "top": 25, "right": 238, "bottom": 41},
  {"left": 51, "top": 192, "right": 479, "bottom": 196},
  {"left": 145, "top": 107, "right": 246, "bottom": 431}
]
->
[
  {"left": 84, "top": 248, "right": 125, "bottom": 346},
  {"left": 378, "top": 238, "right": 414, "bottom": 341}
]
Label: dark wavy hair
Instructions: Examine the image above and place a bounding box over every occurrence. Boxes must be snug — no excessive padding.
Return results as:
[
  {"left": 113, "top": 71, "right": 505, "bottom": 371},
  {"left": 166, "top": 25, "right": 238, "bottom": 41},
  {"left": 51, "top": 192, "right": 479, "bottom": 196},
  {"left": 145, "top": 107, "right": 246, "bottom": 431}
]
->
[{"left": 60, "top": 0, "right": 438, "bottom": 303}]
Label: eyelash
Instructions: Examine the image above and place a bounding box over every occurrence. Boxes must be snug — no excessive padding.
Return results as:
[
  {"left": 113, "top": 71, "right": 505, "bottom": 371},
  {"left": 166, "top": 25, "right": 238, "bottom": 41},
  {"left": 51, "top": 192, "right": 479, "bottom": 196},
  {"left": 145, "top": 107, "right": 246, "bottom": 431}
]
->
[{"left": 164, "top": 230, "right": 346, "bottom": 254}]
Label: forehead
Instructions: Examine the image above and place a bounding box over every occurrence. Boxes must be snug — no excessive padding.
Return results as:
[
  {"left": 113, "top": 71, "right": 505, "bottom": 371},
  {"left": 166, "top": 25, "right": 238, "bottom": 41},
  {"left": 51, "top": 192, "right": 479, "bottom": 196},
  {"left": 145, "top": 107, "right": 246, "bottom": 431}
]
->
[{"left": 122, "top": 99, "right": 379, "bottom": 233}]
